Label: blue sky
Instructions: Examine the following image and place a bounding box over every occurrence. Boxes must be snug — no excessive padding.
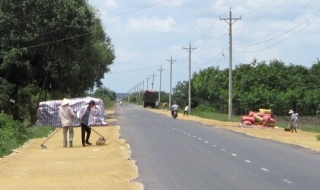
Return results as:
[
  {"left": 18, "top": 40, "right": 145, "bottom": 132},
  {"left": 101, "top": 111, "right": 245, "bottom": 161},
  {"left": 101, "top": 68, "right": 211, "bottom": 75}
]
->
[{"left": 88, "top": 0, "right": 320, "bottom": 93}]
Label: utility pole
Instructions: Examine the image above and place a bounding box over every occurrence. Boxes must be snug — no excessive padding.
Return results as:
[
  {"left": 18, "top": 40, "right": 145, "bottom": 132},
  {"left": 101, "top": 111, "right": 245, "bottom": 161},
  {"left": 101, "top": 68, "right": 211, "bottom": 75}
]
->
[
  {"left": 138, "top": 82, "right": 141, "bottom": 101},
  {"left": 146, "top": 76, "right": 150, "bottom": 90},
  {"left": 166, "top": 55, "right": 176, "bottom": 108},
  {"left": 220, "top": 8, "right": 241, "bottom": 121},
  {"left": 158, "top": 66, "right": 165, "bottom": 103},
  {"left": 150, "top": 72, "right": 157, "bottom": 89},
  {"left": 183, "top": 41, "right": 197, "bottom": 113}
]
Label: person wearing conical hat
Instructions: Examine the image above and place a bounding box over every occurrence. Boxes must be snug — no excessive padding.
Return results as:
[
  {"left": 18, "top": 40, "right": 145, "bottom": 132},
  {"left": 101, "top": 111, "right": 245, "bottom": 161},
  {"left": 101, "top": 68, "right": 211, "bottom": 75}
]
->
[
  {"left": 288, "top": 109, "right": 297, "bottom": 133},
  {"left": 58, "top": 98, "right": 77, "bottom": 147}
]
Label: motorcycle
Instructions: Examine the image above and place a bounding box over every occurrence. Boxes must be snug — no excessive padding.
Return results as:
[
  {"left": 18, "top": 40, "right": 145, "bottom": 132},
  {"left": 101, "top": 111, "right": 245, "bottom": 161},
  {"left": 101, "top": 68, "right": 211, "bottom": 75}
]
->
[{"left": 172, "top": 110, "right": 178, "bottom": 119}]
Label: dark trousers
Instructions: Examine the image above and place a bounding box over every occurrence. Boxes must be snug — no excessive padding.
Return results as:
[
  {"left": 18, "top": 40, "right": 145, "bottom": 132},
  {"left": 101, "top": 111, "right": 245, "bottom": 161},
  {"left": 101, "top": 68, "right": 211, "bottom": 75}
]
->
[
  {"left": 183, "top": 111, "right": 188, "bottom": 116},
  {"left": 81, "top": 122, "right": 91, "bottom": 145}
]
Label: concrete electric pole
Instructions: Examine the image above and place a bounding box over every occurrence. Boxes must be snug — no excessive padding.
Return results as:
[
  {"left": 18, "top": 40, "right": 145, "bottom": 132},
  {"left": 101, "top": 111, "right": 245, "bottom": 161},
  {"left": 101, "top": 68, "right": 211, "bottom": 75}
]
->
[
  {"left": 166, "top": 56, "right": 176, "bottom": 108},
  {"left": 220, "top": 8, "right": 241, "bottom": 121},
  {"left": 146, "top": 76, "right": 150, "bottom": 90},
  {"left": 183, "top": 42, "right": 196, "bottom": 113},
  {"left": 150, "top": 72, "right": 157, "bottom": 89},
  {"left": 158, "top": 66, "right": 165, "bottom": 104}
]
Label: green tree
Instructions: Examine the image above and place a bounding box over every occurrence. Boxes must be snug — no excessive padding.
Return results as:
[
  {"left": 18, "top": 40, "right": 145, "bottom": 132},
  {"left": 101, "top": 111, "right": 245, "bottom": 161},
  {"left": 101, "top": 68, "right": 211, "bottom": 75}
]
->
[{"left": 0, "top": 0, "right": 115, "bottom": 124}]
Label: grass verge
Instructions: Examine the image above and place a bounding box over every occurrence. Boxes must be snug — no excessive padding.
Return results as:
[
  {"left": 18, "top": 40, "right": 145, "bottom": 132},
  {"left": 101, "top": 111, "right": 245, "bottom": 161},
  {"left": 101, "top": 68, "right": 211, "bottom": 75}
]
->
[
  {"left": 190, "top": 111, "right": 241, "bottom": 123},
  {"left": 0, "top": 125, "right": 55, "bottom": 158}
]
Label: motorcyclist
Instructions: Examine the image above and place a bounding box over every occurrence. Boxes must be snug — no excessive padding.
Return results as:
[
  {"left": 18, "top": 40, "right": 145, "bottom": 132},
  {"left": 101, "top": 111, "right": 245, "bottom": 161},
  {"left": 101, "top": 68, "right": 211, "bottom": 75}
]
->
[{"left": 171, "top": 101, "right": 179, "bottom": 117}]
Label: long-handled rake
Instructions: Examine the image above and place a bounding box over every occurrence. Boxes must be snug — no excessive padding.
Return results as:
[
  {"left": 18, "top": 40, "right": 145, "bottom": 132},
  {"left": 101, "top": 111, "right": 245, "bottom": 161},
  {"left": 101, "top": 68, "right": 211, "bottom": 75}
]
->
[
  {"left": 40, "top": 127, "right": 61, "bottom": 149},
  {"left": 91, "top": 128, "right": 106, "bottom": 145}
]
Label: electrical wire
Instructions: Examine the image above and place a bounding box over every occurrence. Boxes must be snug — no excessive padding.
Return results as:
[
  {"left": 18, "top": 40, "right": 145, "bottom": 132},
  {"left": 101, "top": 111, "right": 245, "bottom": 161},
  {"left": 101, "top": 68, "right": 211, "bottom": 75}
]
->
[
  {"left": 240, "top": 0, "right": 277, "bottom": 16},
  {"left": 233, "top": 0, "right": 320, "bottom": 47},
  {"left": 233, "top": 0, "right": 290, "bottom": 30},
  {"left": 233, "top": 11, "right": 320, "bottom": 53},
  {"left": 234, "top": 8, "right": 320, "bottom": 47}
]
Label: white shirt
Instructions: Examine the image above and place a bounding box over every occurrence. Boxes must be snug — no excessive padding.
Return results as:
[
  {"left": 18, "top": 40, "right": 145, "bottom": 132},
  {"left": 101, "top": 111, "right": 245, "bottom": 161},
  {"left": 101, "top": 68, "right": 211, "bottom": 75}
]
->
[
  {"left": 77, "top": 105, "right": 94, "bottom": 126},
  {"left": 184, "top": 106, "right": 189, "bottom": 111},
  {"left": 58, "top": 105, "right": 76, "bottom": 127},
  {"left": 172, "top": 104, "right": 179, "bottom": 110}
]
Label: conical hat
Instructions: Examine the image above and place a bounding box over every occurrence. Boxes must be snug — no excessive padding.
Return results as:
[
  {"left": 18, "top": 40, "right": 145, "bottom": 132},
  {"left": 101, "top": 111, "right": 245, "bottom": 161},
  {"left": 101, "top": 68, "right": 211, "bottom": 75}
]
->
[{"left": 61, "top": 98, "right": 70, "bottom": 106}]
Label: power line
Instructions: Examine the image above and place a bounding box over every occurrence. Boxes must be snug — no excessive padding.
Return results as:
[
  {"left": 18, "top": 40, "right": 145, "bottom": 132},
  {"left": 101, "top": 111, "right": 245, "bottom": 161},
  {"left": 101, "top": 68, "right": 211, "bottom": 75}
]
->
[
  {"left": 233, "top": 11, "right": 320, "bottom": 53},
  {"left": 233, "top": 0, "right": 290, "bottom": 30},
  {"left": 233, "top": 5, "right": 319, "bottom": 47}
]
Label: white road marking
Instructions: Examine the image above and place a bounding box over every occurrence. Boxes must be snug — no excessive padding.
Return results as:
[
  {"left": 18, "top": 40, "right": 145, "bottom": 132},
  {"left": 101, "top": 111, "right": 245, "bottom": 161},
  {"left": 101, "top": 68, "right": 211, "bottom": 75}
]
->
[
  {"left": 231, "top": 153, "right": 237, "bottom": 157},
  {"left": 212, "top": 145, "right": 216, "bottom": 147},
  {"left": 188, "top": 134, "right": 191, "bottom": 136},
  {"left": 221, "top": 149, "right": 226, "bottom": 151},
  {"left": 198, "top": 138, "right": 202, "bottom": 140},
  {"left": 193, "top": 136, "right": 196, "bottom": 138},
  {"left": 204, "top": 141, "right": 209, "bottom": 144},
  {"left": 184, "top": 132, "right": 187, "bottom": 134},
  {"left": 261, "top": 168, "right": 270, "bottom": 172},
  {"left": 283, "top": 179, "right": 293, "bottom": 184},
  {"left": 245, "top": 160, "right": 251, "bottom": 163}
]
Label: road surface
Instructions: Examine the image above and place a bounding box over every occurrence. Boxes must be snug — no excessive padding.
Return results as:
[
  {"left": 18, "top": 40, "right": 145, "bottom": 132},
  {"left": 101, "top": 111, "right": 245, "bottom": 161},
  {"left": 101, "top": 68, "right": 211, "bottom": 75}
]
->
[{"left": 117, "top": 104, "right": 320, "bottom": 190}]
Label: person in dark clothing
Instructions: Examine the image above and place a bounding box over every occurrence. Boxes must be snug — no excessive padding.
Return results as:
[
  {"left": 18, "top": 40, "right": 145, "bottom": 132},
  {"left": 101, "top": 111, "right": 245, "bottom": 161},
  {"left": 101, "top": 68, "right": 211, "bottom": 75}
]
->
[{"left": 77, "top": 100, "right": 96, "bottom": 147}]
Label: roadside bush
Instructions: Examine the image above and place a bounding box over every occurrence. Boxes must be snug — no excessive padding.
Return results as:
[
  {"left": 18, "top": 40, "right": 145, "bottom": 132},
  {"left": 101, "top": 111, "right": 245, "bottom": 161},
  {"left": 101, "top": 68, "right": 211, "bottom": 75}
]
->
[
  {"left": 0, "top": 112, "right": 30, "bottom": 157},
  {"left": 192, "top": 104, "right": 215, "bottom": 113},
  {"left": 0, "top": 112, "right": 56, "bottom": 158},
  {"left": 316, "top": 134, "right": 320, "bottom": 141}
]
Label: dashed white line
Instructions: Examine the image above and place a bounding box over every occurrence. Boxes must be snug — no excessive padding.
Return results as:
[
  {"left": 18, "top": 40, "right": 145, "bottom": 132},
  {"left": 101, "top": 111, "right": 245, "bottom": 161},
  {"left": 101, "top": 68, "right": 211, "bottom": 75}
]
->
[
  {"left": 261, "top": 168, "right": 270, "bottom": 172},
  {"left": 245, "top": 160, "right": 251, "bottom": 163},
  {"left": 283, "top": 179, "right": 293, "bottom": 184},
  {"left": 184, "top": 132, "right": 187, "bottom": 134},
  {"left": 204, "top": 141, "right": 209, "bottom": 144},
  {"left": 231, "top": 153, "right": 237, "bottom": 157},
  {"left": 198, "top": 138, "right": 202, "bottom": 140},
  {"left": 188, "top": 134, "right": 191, "bottom": 136},
  {"left": 193, "top": 136, "right": 196, "bottom": 138},
  {"left": 212, "top": 145, "right": 217, "bottom": 147},
  {"left": 221, "top": 149, "right": 226, "bottom": 151}
]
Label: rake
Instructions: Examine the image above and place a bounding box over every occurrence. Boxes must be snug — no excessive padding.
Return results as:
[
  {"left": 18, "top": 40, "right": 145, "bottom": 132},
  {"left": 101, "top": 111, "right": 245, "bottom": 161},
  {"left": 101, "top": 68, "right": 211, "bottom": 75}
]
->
[
  {"left": 40, "top": 127, "right": 61, "bottom": 149},
  {"left": 91, "top": 128, "right": 106, "bottom": 145}
]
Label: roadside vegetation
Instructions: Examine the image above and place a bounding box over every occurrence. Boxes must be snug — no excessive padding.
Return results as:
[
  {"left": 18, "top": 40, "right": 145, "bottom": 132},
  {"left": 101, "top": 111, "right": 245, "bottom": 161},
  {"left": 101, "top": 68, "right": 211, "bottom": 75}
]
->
[
  {"left": 0, "top": 1, "right": 117, "bottom": 157},
  {"left": 0, "top": 112, "right": 55, "bottom": 157}
]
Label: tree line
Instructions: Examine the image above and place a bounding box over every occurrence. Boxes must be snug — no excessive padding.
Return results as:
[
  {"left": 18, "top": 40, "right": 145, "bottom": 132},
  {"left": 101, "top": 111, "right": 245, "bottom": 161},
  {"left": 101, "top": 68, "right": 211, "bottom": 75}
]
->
[
  {"left": 172, "top": 59, "right": 320, "bottom": 116},
  {"left": 0, "top": 0, "right": 115, "bottom": 124}
]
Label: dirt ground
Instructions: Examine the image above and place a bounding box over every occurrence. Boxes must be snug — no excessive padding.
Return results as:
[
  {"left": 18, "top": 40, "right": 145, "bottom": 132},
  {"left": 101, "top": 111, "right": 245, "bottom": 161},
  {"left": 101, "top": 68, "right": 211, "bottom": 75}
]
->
[
  {"left": 149, "top": 108, "right": 320, "bottom": 152},
  {"left": 0, "top": 110, "right": 142, "bottom": 190}
]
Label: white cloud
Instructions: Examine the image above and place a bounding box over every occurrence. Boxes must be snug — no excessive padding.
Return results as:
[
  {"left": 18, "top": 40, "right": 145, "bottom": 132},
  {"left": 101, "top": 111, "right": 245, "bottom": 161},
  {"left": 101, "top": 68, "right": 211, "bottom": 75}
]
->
[
  {"left": 127, "top": 16, "right": 182, "bottom": 33},
  {"left": 105, "top": 0, "right": 117, "bottom": 8},
  {"left": 85, "top": 0, "right": 320, "bottom": 92}
]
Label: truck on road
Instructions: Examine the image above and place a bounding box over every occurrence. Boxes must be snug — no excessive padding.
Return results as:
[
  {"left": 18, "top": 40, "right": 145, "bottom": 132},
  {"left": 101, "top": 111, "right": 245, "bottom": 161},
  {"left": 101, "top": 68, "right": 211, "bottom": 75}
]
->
[{"left": 143, "top": 90, "right": 158, "bottom": 108}]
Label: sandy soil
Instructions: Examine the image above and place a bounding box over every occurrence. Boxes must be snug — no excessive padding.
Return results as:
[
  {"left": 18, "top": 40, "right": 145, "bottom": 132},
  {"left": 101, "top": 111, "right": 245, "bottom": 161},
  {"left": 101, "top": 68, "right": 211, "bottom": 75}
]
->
[
  {"left": 149, "top": 108, "right": 320, "bottom": 152},
  {"left": 0, "top": 112, "right": 142, "bottom": 190}
]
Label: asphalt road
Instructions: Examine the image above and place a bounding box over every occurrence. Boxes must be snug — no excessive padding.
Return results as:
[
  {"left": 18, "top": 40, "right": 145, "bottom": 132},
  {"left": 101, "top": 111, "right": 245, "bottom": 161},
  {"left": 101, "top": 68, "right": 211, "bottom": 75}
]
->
[{"left": 116, "top": 104, "right": 320, "bottom": 190}]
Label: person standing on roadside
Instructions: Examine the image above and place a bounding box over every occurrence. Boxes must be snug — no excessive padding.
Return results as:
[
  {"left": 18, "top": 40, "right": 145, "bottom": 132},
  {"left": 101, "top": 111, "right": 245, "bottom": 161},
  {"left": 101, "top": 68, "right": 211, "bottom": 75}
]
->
[
  {"left": 289, "top": 109, "right": 297, "bottom": 133},
  {"left": 77, "top": 100, "right": 96, "bottom": 147},
  {"left": 183, "top": 105, "right": 189, "bottom": 116},
  {"left": 294, "top": 113, "right": 299, "bottom": 130},
  {"left": 58, "top": 98, "right": 76, "bottom": 148}
]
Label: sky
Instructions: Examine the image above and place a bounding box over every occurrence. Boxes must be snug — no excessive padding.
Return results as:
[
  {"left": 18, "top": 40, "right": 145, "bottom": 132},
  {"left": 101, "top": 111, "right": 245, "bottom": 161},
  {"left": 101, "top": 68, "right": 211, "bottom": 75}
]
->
[{"left": 87, "top": 0, "right": 320, "bottom": 93}]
